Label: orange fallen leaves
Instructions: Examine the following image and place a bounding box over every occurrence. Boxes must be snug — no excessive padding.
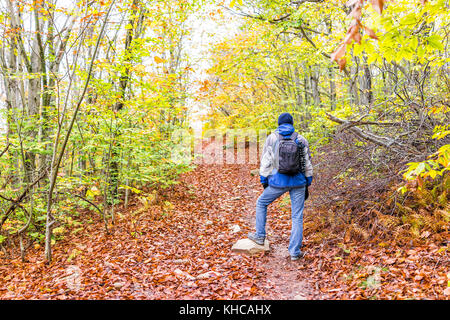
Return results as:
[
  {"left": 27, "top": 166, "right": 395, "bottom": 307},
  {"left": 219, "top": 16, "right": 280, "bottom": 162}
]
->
[
  {"left": 0, "top": 161, "right": 268, "bottom": 300},
  {"left": 0, "top": 141, "right": 447, "bottom": 300}
]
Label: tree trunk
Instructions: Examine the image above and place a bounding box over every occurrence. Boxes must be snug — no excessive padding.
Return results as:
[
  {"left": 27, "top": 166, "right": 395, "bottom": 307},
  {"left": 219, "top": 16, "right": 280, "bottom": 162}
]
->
[
  {"left": 349, "top": 57, "right": 360, "bottom": 106},
  {"left": 327, "top": 19, "right": 336, "bottom": 110},
  {"left": 359, "top": 55, "right": 373, "bottom": 106},
  {"left": 310, "top": 66, "right": 321, "bottom": 106},
  {"left": 109, "top": 0, "right": 141, "bottom": 206}
]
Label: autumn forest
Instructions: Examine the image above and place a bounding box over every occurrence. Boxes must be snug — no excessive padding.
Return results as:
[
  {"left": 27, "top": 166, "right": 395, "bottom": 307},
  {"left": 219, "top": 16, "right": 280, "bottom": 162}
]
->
[{"left": 0, "top": 0, "right": 448, "bottom": 301}]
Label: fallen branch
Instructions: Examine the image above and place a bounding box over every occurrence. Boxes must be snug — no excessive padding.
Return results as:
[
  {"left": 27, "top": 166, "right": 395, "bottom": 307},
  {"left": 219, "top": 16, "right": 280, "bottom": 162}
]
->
[{"left": 326, "top": 113, "right": 397, "bottom": 148}]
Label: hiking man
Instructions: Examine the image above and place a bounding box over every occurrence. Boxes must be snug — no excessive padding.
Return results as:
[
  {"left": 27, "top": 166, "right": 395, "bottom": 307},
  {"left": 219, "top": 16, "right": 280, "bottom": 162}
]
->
[{"left": 248, "top": 112, "right": 313, "bottom": 261}]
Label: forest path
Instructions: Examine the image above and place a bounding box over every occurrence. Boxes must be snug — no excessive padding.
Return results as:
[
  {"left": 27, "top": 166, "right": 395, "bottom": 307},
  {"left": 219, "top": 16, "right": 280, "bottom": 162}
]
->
[
  {"left": 195, "top": 139, "right": 317, "bottom": 300},
  {"left": 176, "top": 161, "right": 316, "bottom": 300},
  {"left": 0, "top": 141, "right": 319, "bottom": 300},
  {"left": 188, "top": 162, "right": 314, "bottom": 300}
]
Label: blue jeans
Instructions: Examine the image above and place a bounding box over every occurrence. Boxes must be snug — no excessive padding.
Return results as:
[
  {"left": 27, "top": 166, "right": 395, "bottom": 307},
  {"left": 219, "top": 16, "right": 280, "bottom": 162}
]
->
[{"left": 255, "top": 185, "right": 306, "bottom": 257}]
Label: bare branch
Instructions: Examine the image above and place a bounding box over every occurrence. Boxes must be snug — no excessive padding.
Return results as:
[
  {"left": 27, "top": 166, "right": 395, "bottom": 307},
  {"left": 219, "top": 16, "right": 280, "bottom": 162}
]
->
[{"left": 326, "top": 113, "right": 397, "bottom": 148}]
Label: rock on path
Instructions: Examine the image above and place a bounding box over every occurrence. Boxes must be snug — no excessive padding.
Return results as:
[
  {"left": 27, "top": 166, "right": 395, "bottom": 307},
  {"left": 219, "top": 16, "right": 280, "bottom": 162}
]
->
[{"left": 231, "top": 238, "right": 270, "bottom": 255}]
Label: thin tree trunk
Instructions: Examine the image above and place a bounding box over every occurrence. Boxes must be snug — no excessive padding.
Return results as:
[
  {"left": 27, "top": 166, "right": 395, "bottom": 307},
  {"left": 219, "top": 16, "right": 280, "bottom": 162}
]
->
[
  {"left": 359, "top": 55, "right": 373, "bottom": 106},
  {"left": 310, "top": 66, "right": 321, "bottom": 106},
  {"left": 349, "top": 56, "right": 360, "bottom": 106},
  {"left": 109, "top": 0, "right": 141, "bottom": 205},
  {"left": 327, "top": 19, "right": 336, "bottom": 110},
  {"left": 45, "top": 0, "right": 115, "bottom": 262}
]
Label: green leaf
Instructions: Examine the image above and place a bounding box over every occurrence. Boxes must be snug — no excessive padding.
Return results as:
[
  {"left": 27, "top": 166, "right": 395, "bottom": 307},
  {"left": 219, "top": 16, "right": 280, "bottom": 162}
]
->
[{"left": 426, "top": 35, "right": 443, "bottom": 50}]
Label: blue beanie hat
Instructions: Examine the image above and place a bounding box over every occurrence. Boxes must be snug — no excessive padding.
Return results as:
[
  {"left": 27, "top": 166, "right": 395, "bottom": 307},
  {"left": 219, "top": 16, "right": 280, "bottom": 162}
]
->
[{"left": 278, "top": 112, "right": 293, "bottom": 125}]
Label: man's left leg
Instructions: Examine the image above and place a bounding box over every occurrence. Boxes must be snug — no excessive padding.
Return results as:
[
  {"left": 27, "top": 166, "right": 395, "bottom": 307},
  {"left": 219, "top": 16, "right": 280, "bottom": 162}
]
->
[
  {"left": 288, "top": 186, "right": 306, "bottom": 258},
  {"left": 248, "top": 186, "right": 287, "bottom": 245}
]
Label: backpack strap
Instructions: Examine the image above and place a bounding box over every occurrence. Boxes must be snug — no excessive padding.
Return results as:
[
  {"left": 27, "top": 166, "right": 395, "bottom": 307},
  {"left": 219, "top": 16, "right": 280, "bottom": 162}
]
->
[
  {"left": 277, "top": 131, "right": 298, "bottom": 141},
  {"left": 290, "top": 132, "right": 305, "bottom": 149},
  {"left": 276, "top": 132, "right": 285, "bottom": 140},
  {"left": 290, "top": 132, "right": 298, "bottom": 142}
]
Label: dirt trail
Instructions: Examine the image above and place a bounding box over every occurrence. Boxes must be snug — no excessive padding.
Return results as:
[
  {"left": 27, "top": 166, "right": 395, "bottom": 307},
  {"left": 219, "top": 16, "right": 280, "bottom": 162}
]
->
[
  {"left": 198, "top": 139, "right": 316, "bottom": 300},
  {"left": 234, "top": 167, "right": 315, "bottom": 300},
  {"left": 182, "top": 161, "right": 315, "bottom": 300}
]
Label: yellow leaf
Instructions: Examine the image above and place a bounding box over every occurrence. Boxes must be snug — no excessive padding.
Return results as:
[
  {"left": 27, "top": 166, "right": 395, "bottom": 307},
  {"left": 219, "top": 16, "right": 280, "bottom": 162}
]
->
[
  {"left": 428, "top": 170, "right": 437, "bottom": 179},
  {"left": 230, "top": 0, "right": 243, "bottom": 7},
  {"left": 53, "top": 227, "right": 65, "bottom": 235},
  {"left": 67, "top": 248, "right": 82, "bottom": 262},
  {"left": 154, "top": 56, "right": 166, "bottom": 64}
]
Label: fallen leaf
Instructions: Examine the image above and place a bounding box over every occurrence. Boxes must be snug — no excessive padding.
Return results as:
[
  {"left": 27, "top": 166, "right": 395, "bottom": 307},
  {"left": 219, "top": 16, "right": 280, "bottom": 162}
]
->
[
  {"left": 385, "top": 258, "right": 397, "bottom": 265},
  {"left": 444, "top": 287, "right": 450, "bottom": 296}
]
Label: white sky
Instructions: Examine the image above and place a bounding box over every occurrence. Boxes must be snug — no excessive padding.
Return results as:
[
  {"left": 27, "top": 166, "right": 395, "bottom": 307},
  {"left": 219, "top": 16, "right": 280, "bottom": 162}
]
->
[
  {"left": 0, "top": 1, "right": 242, "bottom": 133},
  {"left": 184, "top": 3, "right": 241, "bottom": 133}
]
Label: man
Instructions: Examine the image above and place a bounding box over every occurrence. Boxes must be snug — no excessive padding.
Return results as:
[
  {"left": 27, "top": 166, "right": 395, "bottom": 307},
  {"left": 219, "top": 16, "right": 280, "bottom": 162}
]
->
[{"left": 248, "top": 112, "right": 313, "bottom": 261}]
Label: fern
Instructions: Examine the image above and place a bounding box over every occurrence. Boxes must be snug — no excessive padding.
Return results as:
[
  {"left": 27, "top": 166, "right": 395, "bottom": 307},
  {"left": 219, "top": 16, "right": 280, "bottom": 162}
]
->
[{"left": 350, "top": 223, "right": 369, "bottom": 240}]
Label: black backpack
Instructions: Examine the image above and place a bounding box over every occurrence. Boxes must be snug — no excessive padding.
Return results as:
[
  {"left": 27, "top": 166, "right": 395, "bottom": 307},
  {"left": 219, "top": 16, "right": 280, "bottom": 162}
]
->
[{"left": 277, "top": 132, "right": 305, "bottom": 175}]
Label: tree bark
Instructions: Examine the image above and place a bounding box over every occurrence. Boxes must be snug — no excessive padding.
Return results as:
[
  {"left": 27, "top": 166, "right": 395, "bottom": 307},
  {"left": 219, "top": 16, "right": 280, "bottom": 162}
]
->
[
  {"left": 45, "top": 0, "right": 115, "bottom": 262},
  {"left": 310, "top": 66, "right": 321, "bottom": 106},
  {"left": 359, "top": 55, "right": 373, "bottom": 106}
]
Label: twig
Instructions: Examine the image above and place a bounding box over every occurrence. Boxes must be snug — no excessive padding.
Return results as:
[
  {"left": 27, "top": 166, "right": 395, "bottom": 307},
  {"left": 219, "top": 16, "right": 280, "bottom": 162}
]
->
[{"left": 0, "top": 171, "right": 46, "bottom": 228}]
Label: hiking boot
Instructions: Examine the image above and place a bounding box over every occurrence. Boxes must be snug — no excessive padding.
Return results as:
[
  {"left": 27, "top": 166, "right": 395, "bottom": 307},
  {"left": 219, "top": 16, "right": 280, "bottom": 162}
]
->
[
  {"left": 247, "top": 233, "right": 265, "bottom": 245},
  {"left": 290, "top": 251, "right": 305, "bottom": 261}
]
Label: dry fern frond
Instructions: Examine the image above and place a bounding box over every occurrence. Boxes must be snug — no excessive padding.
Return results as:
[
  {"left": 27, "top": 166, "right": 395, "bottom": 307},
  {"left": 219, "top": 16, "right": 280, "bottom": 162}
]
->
[
  {"left": 416, "top": 188, "right": 434, "bottom": 206},
  {"left": 392, "top": 225, "right": 411, "bottom": 243},
  {"left": 410, "top": 213, "right": 425, "bottom": 228},
  {"left": 434, "top": 207, "right": 450, "bottom": 221},
  {"left": 395, "top": 202, "right": 416, "bottom": 215},
  {"left": 304, "top": 221, "right": 318, "bottom": 233},
  {"left": 378, "top": 213, "right": 401, "bottom": 229},
  {"left": 350, "top": 223, "right": 370, "bottom": 240}
]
